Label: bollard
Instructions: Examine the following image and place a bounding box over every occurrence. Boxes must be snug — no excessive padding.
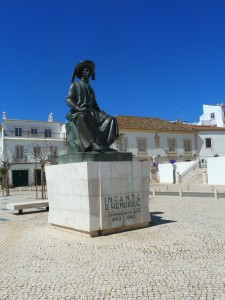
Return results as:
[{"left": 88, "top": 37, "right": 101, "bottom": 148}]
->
[
  {"left": 20, "top": 187, "right": 22, "bottom": 192},
  {"left": 176, "top": 173, "right": 181, "bottom": 184},
  {"left": 179, "top": 190, "right": 183, "bottom": 197},
  {"left": 214, "top": 190, "right": 218, "bottom": 199},
  {"left": 152, "top": 189, "right": 156, "bottom": 196},
  {"left": 203, "top": 172, "right": 207, "bottom": 184}
]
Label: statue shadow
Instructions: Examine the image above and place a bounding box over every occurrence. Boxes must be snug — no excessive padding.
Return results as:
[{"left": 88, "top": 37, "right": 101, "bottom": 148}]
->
[{"left": 150, "top": 211, "right": 176, "bottom": 226}]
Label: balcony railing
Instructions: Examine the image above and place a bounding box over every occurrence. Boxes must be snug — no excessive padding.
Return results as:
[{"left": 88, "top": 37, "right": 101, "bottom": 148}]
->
[
  {"left": 3, "top": 130, "right": 65, "bottom": 139},
  {"left": 13, "top": 155, "right": 28, "bottom": 163}
]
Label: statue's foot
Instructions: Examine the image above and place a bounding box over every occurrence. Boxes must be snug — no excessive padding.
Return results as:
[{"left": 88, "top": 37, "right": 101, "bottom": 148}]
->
[
  {"left": 92, "top": 142, "right": 108, "bottom": 152},
  {"left": 104, "top": 148, "right": 118, "bottom": 152}
]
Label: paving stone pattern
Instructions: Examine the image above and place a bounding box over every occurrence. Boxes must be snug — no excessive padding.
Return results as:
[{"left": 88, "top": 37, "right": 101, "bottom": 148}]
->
[{"left": 1, "top": 192, "right": 225, "bottom": 299}]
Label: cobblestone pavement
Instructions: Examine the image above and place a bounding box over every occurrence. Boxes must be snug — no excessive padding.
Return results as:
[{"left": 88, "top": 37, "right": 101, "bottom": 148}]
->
[{"left": 1, "top": 192, "right": 225, "bottom": 300}]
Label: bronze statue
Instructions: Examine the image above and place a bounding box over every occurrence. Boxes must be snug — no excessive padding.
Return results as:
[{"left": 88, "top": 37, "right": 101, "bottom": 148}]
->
[{"left": 65, "top": 60, "right": 119, "bottom": 152}]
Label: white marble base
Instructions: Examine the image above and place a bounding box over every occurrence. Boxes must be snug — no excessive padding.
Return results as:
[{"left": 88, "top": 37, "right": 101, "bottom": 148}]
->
[{"left": 46, "top": 161, "right": 151, "bottom": 236}]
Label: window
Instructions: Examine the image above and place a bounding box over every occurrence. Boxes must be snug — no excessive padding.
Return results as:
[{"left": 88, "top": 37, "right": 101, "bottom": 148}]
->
[
  {"left": 49, "top": 146, "right": 57, "bottom": 158},
  {"left": 15, "top": 146, "right": 24, "bottom": 159},
  {"left": 205, "top": 138, "right": 212, "bottom": 148},
  {"left": 45, "top": 129, "right": 51, "bottom": 138},
  {"left": 167, "top": 139, "right": 176, "bottom": 152},
  {"left": 117, "top": 138, "right": 128, "bottom": 152},
  {"left": 210, "top": 113, "right": 215, "bottom": 120},
  {"left": 137, "top": 138, "right": 147, "bottom": 152},
  {"left": 183, "top": 139, "right": 192, "bottom": 152},
  {"left": 33, "top": 146, "right": 41, "bottom": 158},
  {"left": 154, "top": 133, "right": 160, "bottom": 148},
  {"left": 15, "top": 127, "right": 22, "bottom": 137},
  {"left": 31, "top": 128, "right": 38, "bottom": 135}
]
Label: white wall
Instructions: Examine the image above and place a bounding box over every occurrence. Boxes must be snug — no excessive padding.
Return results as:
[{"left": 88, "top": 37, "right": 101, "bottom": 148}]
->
[
  {"left": 198, "top": 131, "right": 225, "bottom": 159},
  {"left": 158, "top": 163, "right": 174, "bottom": 183},
  {"left": 158, "top": 160, "right": 197, "bottom": 184},
  {"left": 207, "top": 156, "right": 225, "bottom": 185}
]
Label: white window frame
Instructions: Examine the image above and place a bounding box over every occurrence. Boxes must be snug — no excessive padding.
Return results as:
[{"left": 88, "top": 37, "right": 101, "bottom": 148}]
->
[
  {"left": 49, "top": 146, "right": 58, "bottom": 158},
  {"left": 210, "top": 113, "right": 215, "bottom": 120},
  {"left": 45, "top": 129, "right": 51, "bottom": 138},
  {"left": 15, "top": 127, "right": 22, "bottom": 137},
  {"left": 183, "top": 139, "right": 192, "bottom": 152},
  {"left": 116, "top": 138, "right": 128, "bottom": 152},
  {"left": 15, "top": 145, "right": 24, "bottom": 159},
  {"left": 167, "top": 138, "right": 177, "bottom": 152},
  {"left": 205, "top": 138, "right": 212, "bottom": 148},
  {"left": 33, "top": 146, "right": 41, "bottom": 159},
  {"left": 31, "top": 128, "right": 38, "bottom": 136},
  {"left": 137, "top": 137, "right": 147, "bottom": 152}
]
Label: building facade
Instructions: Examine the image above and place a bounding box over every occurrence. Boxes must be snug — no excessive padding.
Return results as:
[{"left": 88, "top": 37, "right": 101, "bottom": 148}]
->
[
  {"left": 114, "top": 116, "right": 198, "bottom": 163},
  {"left": 182, "top": 124, "right": 225, "bottom": 165},
  {"left": 1, "top": 113, "right": 66, "bottom": 187}
]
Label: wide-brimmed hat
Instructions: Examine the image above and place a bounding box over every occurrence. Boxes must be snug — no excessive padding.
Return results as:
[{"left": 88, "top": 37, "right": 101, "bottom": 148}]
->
[{"left": 71, "top": 60, "right": 95, "bottom": 82}]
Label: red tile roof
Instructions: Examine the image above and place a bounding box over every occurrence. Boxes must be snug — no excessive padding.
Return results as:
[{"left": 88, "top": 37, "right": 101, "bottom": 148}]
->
[{"left": 116, "top": 116, "right": 196, "bottom": 132}]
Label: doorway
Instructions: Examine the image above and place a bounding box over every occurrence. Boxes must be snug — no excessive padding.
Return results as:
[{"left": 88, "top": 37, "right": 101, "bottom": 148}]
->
[{"left": 12, "top": 170, "right": 28, "bottom": 187}]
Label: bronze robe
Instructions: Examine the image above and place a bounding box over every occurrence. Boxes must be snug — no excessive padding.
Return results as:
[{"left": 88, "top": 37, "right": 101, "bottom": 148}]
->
[{"left": 66, "top": 80, "right": 119, "bottom": 151}]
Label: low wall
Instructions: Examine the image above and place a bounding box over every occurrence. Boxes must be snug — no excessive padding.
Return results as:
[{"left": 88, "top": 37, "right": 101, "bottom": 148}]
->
[
  {"left": 207, "top": 156, "right": 225, "bottom": 185},
  {"left": 158, "top": 164, "right": 174, "bottom": 183},
  {"left": 158, "top": 160, "right": 197, "bottom": 184}
]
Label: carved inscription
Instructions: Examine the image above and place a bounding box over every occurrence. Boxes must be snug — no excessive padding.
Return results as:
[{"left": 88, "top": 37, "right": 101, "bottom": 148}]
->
[
  {"left": 104, "top": 193, "right": 141, "bottom": 211},
  {"left": 103, "top": 193, "right": 142, "bottom": 225}
]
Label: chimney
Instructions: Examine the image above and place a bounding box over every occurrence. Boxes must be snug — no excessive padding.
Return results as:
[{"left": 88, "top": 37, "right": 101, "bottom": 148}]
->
[
  {"left": 48, "top": 112, "right": 53, "bottom": 122},
  {"left": 2, "top": 112, "right": 6, "bottom": 120}
]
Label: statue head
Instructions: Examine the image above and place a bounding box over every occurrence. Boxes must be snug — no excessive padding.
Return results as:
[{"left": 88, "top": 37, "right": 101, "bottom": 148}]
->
[{"left": 71, "top": 60, "right": 95, "bottom": 83}]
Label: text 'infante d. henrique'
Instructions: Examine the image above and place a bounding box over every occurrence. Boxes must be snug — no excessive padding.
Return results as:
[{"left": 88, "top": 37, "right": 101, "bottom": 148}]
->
[{"left": 104, "top": 194, "right": 141, "bottom": 211}]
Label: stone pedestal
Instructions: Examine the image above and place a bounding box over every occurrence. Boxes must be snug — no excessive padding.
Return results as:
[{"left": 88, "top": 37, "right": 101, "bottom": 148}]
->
[{"left": 46, "top": 161, "right": 151, "bottom": 237}]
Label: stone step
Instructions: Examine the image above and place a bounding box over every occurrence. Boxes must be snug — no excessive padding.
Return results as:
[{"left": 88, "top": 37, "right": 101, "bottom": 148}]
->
[{"left": 182, "top": 168, "right": 206, "bottom": 184}]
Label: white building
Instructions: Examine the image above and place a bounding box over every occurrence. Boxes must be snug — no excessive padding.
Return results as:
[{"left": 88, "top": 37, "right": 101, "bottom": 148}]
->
[
  {"left": 182, "top": 123, "right": 225, "bottom": 165},
  {"left": 1, "top": 112, "right": 66, "bottom": 187},
  {"left": 198, "top": 104, "right": 225, "bottom": 127}
]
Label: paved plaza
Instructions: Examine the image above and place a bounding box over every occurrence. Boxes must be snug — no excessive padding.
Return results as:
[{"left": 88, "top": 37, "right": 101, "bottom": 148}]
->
[{"left": 1, "top": 189, "right": 225, "bottom": 299}]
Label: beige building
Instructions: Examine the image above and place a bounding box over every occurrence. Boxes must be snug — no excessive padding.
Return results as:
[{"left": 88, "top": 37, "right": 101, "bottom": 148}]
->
[{"left": 115, "top": 116, "right": 198, "bottom": 163}]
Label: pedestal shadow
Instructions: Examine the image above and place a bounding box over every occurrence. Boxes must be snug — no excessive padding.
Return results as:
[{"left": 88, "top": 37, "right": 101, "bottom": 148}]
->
[{"left": 150, "top": 211, "right": 176, "bottom": 226}]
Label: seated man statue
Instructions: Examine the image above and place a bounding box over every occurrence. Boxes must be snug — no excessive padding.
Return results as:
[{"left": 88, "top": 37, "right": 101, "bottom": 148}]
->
[{"left": 65, "top": 60, "right": 119, "bottom": 152}]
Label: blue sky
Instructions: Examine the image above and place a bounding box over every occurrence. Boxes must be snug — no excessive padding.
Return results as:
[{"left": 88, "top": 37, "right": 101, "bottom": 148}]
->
[{"left": 1, "top": 0, "right": 225, "bottom": 123}]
